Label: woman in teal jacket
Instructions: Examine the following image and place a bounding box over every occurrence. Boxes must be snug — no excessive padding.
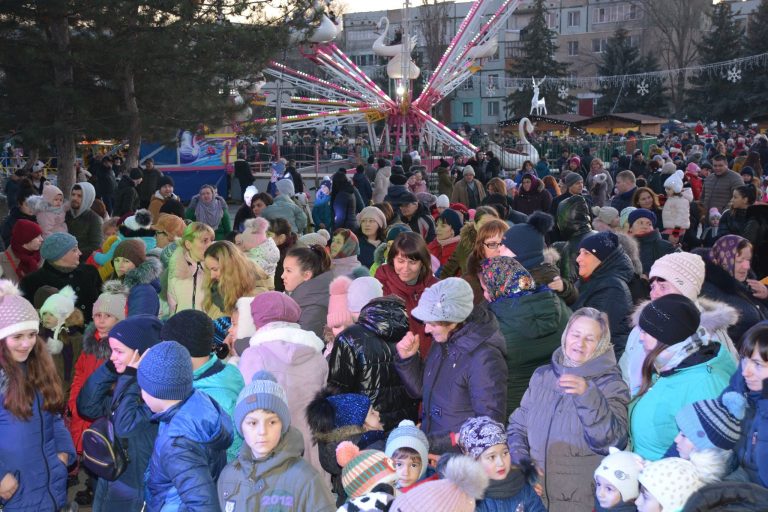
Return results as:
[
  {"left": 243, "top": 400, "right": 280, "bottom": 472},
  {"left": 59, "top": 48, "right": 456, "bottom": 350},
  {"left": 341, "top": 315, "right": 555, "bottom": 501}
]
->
[
  {"left": 629, "top": 294, "right": 737, "bottom": 461},
  {"left": 479, "top": 256, "right": 571, "bottom": 414}
]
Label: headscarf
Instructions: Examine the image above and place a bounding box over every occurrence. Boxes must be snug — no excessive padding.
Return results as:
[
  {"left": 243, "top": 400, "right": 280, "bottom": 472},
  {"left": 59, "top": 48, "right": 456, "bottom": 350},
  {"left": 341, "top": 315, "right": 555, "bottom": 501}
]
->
[
  {"left": 332, "top": 229, "right": 360, "bottom": 259},
  {"left": 479, "top": 256, "right": 536, "bottom": 303},
  {"left": 10, "top": 219, "right": 43, "bottom": 277},
  {"left": 191, "top": 185, "right": 225, "bottom": 229},
  {"left": 709, "top": 234, "right": 748, "bottom": 278},
  {"left": 560, "top": 309, "right": 613, "bottom": 368}
]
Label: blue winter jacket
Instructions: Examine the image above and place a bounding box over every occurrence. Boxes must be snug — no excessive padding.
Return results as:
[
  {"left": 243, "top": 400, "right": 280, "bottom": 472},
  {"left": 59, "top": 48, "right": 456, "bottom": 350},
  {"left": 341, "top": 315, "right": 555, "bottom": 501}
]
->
[
  {"left": 77, "top": 364, "right": 158, "bottom": 512},
  {"left": 144, "top": 390, "right": 233, "bottom": 512},
  {"left": 0, "top": 367, "right": 76, "bottom": 511},
  {"left": 726, "top": 370, "right": 768, "bottom": 487}
]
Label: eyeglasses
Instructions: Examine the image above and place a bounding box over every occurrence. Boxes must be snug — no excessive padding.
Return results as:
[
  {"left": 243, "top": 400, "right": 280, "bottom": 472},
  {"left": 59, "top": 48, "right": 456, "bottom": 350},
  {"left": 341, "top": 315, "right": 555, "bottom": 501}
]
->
[{"left": 483, "top": 241, "right": 502, "bottom": 249}]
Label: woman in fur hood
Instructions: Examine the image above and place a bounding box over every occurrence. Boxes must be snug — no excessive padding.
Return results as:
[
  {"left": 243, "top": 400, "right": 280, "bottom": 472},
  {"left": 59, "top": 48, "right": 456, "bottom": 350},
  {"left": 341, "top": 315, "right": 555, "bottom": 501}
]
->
[
  {"left": 619, "top": 252, "right": 739, "bottom": 397},
  {"left": 108, "top": 238, "right": 163, "bottom": 316}
]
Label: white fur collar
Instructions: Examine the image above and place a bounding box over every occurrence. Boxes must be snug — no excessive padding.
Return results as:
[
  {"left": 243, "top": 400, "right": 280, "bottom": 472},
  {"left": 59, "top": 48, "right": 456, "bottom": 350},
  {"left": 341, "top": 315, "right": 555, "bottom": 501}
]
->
[{"left": 248, "top": 322, "right": 324, "bottom": 352}]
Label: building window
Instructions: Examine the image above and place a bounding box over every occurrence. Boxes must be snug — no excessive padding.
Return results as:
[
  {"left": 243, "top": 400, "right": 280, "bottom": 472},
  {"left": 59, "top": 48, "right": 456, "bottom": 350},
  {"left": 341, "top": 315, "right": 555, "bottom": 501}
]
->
[
  {"left": 487, "top": 74, "right": 499, "bottom": 90},
  {"left": 568, "top": 41, "right": 579, "bottom": 56},
  {"left": 461, "top": 76, "right": 474, "bottom": 90},
  {"left": 592, "top": 38, "right": 608, "bottom": 53},
  {"left": 567, "top": 11, "right": 580, "bottom": 27},
  {"left": 488, "top": 101, "right": 499, "bottom": 117},
  {"left": 630, "top": 35, "right": 641, "bottom": 48},
  {"left": 628, "top": 4, "right": 639, "bottom": 20},
  {"left": 547, "top": 12, "right": 558, "bottom": 29},
  {"left": 463, "top": 102, "right": 474, "bottom": 117}
]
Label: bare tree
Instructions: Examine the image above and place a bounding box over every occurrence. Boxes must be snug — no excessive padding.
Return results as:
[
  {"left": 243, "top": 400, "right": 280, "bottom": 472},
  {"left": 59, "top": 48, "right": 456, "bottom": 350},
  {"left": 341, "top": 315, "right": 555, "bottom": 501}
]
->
[
  {"left": 419, "top": 0, "right": 450, "bottom": 72},
  {"left": 633, "top": 0, "right": 711, "bottom": 115}
]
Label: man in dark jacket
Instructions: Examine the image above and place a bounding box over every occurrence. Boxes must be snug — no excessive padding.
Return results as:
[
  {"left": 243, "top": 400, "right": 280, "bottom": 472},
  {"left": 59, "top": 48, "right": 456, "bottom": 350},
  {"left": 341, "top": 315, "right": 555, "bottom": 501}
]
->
[
  {"left": 328, "top": 296, "right": 419, "bottom": 430},
  {"left": 611, "top": 170, "right": 638, "bottom": 212},
  {"left": 486, "top": 151, "right": 501, "bottom": 180},
  {"left": 65, "top": 182, "right": 103, "bottom": 263},
  {"left": 553, "top": 195, "right": 596, "bottom": 283},
  {"left": 93, "top": 156, "right": 117, "bottom": 215},
  {"left": 283, "top": 159, "right": 304, "bottom": 194},
  {"left": 137, "top": 158, "right": 163, "bottom": 208},
  {"left": 352, "top": 164, "right": 372, "bottom": 206},
  {"left": 629, "top": 149, "right": 648, "bottom": 178},
  {"left": 113, "top": 168, "right": 143, "bottom": 217},
  {"left": 20, "top": 232, "right": 101, "bottom": 322}
]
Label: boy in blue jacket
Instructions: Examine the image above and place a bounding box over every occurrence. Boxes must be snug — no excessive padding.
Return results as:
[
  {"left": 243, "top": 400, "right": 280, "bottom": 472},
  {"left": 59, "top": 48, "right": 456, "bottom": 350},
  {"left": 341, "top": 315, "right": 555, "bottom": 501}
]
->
[{"left": 138, "top": 340, "right": 234, "bottom": 512}]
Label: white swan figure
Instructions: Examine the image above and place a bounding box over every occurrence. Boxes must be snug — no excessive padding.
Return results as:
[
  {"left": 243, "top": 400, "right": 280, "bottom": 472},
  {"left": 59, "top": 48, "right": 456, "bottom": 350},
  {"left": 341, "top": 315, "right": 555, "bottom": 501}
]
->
[
  {"left": 289, "top": 14, "right": 339, "bottom": 44},
  {"left": 467, "top": 34, "right": 498, "bottom": 60},
  {"left": 487, "top": 118, "right": 539, "bottom": 172},
  {"left": 372, "top": 17, "right": 420, "bottom": 80}
]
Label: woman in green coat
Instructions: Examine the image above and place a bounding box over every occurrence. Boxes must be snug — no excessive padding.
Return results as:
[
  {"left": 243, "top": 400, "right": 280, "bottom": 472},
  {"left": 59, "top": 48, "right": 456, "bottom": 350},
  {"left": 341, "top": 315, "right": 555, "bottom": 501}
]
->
[{"left": 479, "top": 256, "right": 571, "bottom": 414}]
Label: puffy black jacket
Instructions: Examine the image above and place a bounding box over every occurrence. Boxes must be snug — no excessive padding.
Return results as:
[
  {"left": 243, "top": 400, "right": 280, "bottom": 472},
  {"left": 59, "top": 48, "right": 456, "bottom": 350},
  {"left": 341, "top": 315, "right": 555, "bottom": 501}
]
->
[{"left": 328, "top": 297, "right": 418, "bottom": 430}]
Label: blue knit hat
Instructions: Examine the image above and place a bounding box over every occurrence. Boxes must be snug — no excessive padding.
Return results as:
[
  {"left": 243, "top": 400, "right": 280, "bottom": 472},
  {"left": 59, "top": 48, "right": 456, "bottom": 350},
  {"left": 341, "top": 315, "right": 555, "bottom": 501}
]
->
[
  {"left": 137, "top": 340, "right": 194, "bottom": 401},
  {"left": 385, "top": 420, "right": 429, "bottom": 478},
  {"left": 675, "top": 391, "right": 747, "bottom": 451},
  {"left": 109, "top": 314, "right": 162, "bottom": 354},
  {"left": 234, "top": 370, "right": 290, "bottom": 436},
  {"left": 40, "top": 232, "right": 78, "bottom": 262},
  {"left": 326, "top": 393, "right": 371, "bottom": 429},
  {"left": 628, "top": 208, "right": 657, "bottom": 228},
  {"left": 578, "top": 231, "right": 619, "bottom": 262}
]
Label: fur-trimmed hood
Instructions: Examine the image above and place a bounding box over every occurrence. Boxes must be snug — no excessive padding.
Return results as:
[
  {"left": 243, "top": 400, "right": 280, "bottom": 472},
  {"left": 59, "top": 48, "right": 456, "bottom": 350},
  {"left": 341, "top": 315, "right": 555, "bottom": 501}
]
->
[
  {"left": 248, "top": 321, "right": 324, "bottom": 352},
  {"left": 82, "top": 322, "right": 112, "bottom": 359},
  {"left": 631, "top": 296, "right": 739, "bottom": 332},
  {"left": 123, "top": 254, "right": 162, "bottom": 289},
  {"left": 312, "top": 424, "right": 366, "bottom": 444},
  {"left": 616, "top": 232, "right": 643, "bottom": 275}
]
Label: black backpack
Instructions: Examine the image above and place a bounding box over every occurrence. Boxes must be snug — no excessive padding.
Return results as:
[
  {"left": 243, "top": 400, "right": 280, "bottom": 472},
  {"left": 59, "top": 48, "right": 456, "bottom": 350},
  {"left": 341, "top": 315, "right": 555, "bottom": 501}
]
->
[{"left": 81, "top": 392, "right": 129, "bottom": 481}]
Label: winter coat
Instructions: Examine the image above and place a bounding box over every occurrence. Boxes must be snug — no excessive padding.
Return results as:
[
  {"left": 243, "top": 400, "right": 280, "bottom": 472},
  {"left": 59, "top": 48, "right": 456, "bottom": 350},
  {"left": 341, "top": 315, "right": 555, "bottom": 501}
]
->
[
  {"left": 66, "top": 206, "right": 103, "bottom": 264},
  {"left": 237, "top": 321, "right": 328, "bottom": 474},
  {"left": 610, "top": 187, "right": 637, "bottom": 213},
  {"left": 634, "top": 230, "right": 677, "bottom": 276},
  {"left": 20, "top": 260, "right": 101, "bottom": 323},
  {"left": 395, "top": 304, "right": 508, "bottom": 437},
  {"left": 372, "top": 166, "right": 391, "bottom": 204},
  {"left": 329, "top": 297, "right": 419, "bottom": 430},
  {"left": 262, "top": 195, "right": 307, "bottom": 234},
  {"left": 726, "top": 371, "right": 768, "bottom": 488},
  {"left": 147, "top": 191, "right": 180, "bottom": 223},
  {"left": 122, "top": 255, "right": 162, "bottom": 314},
  {"left": 683, "top": 481, "right": 768, "bottom": 512},
  {"left": 717, "top": 207, "right": 748, "bottom": 238},
  {"left": 165, "top": 245, "right": 207, "bottom": 316},
  {"left": 620, "top": 297, "right": 739, "bottom": 397},
  {"left": 451, "top": 178, "right": 486, "bottom": 209},
  {"left": 440, "top": 222, "right": 476, "bottom": 280},
  {"left": 513, "top": 176, "right": 552, "bottom": 215},
  {"left": 192, "top": 356, "right": 244, "bottom": 462},
  {"left": 357, "top": 237, "right": 381, "bottom": 269},
  {"left": 76, "top": 363, "right": 158, "bottom": 512},
  {"left": 312, "top": 193, "right": 333, "bottom": 231},
  {"left": 552, "top": 197, "right": 596, "bottom": 283},
  {"left": 629, "top": 341, "right": 736, "bottom": 461},
  {"left": 184, "top": 199, "right": 232, "bottom": 241},
  {"left": 1, "top": 207, "right": 37, "bottom": 249},
  {"left": 573, "top": 247, "right": 635, "bottom": 357},
  {"left": 507, "top": 348, "right": 630, "bottom": 512},
  {"left": 437, "top": 167, "right": 454, "bottom": 198},
  {"left": 145, "top": 390, "right": 233, "bottom": 512},
  {"left": 489, "top": 289, "right": 571, "bottom": 415},
  {"left": 287, "top": 270, "right": 333, "bottom": 338},
  {"left": 476, "top": 475, "right": 546, "bottom": 512},
  {"left": 374, "top": 263, "right": 439, "bottom": 357},
  {"left": 0, "top": 369, "right": 76, "bottom": 512},
  {"left": 138, "top": 167, "right": 164, "bottom": 207},
  {"left": 333, "top": 189, "right": 359, "bottom": 230},
  {"left": 217, "top": 427, "right": 335, "bottom": 512},
  {"left": 428, "top": 237, "right": 460, "bottom": 273},
  {"left": 698, "top": 252, "right": 768, "bottom": 344},
  {"left": 113, "top": 175, "right": 140, "bottom": 217},
  {"left": 353, "top": 172, "right": 372, "bottom": 206},
  {"left": 69, "top": 325, "right": 111, "bottom": 453},
  {"left": 246, "top": 238, "right": 280, "bottom": 282},
  {"left": 702, "top": 169, "right": 743, "bottom": 214},
  {"left": 663, "top": 191, "right": 693, "bottom": 230},
  {"left": 401, "top": 204, "right": 436, "bottom": 242}
]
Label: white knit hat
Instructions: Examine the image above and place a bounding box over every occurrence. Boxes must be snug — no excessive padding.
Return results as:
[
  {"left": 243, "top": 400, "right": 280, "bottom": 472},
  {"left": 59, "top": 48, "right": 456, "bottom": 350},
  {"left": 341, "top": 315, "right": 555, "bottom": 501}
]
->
[
  {"left": 243, "top": 185, "right": 258, "bottom": 207},
  {"left": 92, "top": 281, "right": 128, "bottom": 321},
  {"left": 593, "top": 447, "right": 644, "bottom": 502},
  {"left": 664, "top": 170, "right": 685, "bottom": 194},
  {"left": 347, "top": 277, "right": 384, "bottom": 314},
  {"left": 436, "top": 194, "right": 450, "bottom": 208},
  {"left": 649, "top": 252, "right": 705, "bottom": 302},
  {"left": 297, "top": 229, "right": 331, "bottom": 248},
  {"left": 40, "top": 286, "right": 77, "bottom": 353},
  {"left": 385, "top": 420, "right": 430, "bottom": 478},
  {"left": 0, "top": 280, "right": 40, "bottom": 341},
  {"left": 638, "top": 458, "right": 706, "bottom": 511}
]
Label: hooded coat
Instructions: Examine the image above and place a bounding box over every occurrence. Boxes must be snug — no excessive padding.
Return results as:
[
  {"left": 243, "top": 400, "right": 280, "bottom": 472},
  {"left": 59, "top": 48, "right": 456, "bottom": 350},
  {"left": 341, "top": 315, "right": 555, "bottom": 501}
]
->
[
  {"left": 65, "top": 182, "right": 103, "bottom": 262},
  {"left": 286, "top": 270, "right": 333, "bottom": 338},
  {"left": 552, "top": 195, "right": 596, "bottom": 284},
  {"left": 513, "top": 176, "right": 552, "bottom": 215},
  {"left": 629, "top": 340, "right": 736, "bottom": 461},
  {"left": 572, "top": 246, "right": 635, "bottom": 357},
  {"left": 76, "top": 364, "right": 158, "bottom": 512},
  {"left": 395, "top": 304, "right": 508, "bottom": 437},
  {"left": 440, "top": 221, "right": 476, "bottom": 280},
  {"left": 237, "top": 321, "right": 328, "bottom": 474},
  {"left": 328, "top": 297, "right": 419, "bottom": 430},
  {"left": 0, "top": 369, "right": 76, "bottom": 511},
  {"left": 165, "top": 245, "right": 207, "bottom": 316},
  {"left": 145, "top": 390, "right": 233, "bottom": 512},
  {"left": 489, "top": 289, "right": 572, "bottom": 414},
  {"left": 113, "top": 175, "right": 140, "bottom": 217},
  {"left": 261, "top": 195, "right": 307, "bottom": 234},
  {"left": 634, "top": 230, "right": 677, "bottom": 276},
  {"left": 372, "top": 166, "right": 391, "bottom": 204},
  {"left": 217, "top": 427, "right": 335, "bottom": 511},
  {"left": 725, "top": 371, "right": 768, "bottom": 488},
  {"left": 507, "top": 348, "right": 630, "bottom": 512}
]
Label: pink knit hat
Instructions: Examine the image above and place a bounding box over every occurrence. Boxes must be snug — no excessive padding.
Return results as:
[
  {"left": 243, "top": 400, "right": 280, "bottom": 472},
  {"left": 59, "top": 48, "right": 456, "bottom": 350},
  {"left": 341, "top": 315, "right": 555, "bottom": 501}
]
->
[
  {"left": 327, "top": 276, "right": 353, "bottom": 335},
  {"left": 250, "top": 291, "right": 301, "bottom": 329},
  {"left": 0, "top": 280, "right": 40, "bottom": 340},
  {"left": 242, "top": 217, "right": 270, "bottom": 250},
  {"left": 42, "top": 182, "right": 63, "bottom": 203}
]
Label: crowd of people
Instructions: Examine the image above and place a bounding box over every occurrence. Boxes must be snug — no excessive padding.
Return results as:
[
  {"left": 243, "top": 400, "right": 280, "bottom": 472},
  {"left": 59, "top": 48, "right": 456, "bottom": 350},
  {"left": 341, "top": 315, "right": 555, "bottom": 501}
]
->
[{"left": 0, "top": 125, "right": 767, "bottom": 512}]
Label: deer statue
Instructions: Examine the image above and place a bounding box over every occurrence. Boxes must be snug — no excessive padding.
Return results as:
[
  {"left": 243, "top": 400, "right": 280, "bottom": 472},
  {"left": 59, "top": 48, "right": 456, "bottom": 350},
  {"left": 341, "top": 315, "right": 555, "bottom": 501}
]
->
[{"left": 529, "top": 77, "right": 547, "bottom": 116}]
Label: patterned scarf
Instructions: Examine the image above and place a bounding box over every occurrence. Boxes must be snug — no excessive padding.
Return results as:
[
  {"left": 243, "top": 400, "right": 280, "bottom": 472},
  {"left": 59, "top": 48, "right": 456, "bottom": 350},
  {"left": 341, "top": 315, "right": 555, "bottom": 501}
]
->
[
  {"left": 192, "top": 188, "right": 225, "bottom": 229},
  {"left": 709, "top": 234, "right": 746, "bottom": 277},
  {"left": 333, "top": 230, "right": 360, "bottom": 259},
  {"left": 654, "top": 327, "right": 709, "bottom": 374},
  {"left": 480, "top": 256, "right": 536, "bottom": 302}
]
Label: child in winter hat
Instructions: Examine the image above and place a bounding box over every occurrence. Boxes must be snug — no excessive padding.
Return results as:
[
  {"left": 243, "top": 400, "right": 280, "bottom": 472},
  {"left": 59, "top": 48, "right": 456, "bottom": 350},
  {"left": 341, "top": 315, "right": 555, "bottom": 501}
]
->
[
  {"left": 593, "top": 448, "right": 644, "bottom": 511},
  {"left": 0, "top": 279, "right": 41, "bottom": 346},
  {"left": 662, "top": 169, "right": 692, "bottom": 236},
  {"left": 327, "top": 275, "right": 353, "bottom": 338},
  {"left": 297, "top": 229, "right": 330, "bottom": 248},
  {"left": 29, "top": 182, "right": 68, "bottom": 238},
  {"left": 336, "top": 441, "right": 397, "bottom": 501},
  {"left": 242, "top": 217, "right": 279, "bottom": 284},
  {"left": 389, "top": 455, "right": 489, "bottom": 512},
  {"left": 636, "top": 458, "right": 706, "bottom": 512},
  {"left": 219, "top": 370, "right": 335, "bottom": 510},
  {"left": 385, "top": 419, "right": 433, "bottom": 491},
  {"left": 458, "top": 416, "right": 546, "bottom": 511},
  {"left": 347, "top": 276, "right": 384, "bottom": 319},
  {"left": 39, "top": 285, "right": 80, "bottom": 355}
]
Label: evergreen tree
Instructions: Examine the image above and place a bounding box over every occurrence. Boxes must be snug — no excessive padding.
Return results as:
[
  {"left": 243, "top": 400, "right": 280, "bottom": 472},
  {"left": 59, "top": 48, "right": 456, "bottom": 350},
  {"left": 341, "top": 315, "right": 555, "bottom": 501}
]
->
[
  {"left": 743, "top": 0, "right": 768, "bottom": 117},
  {"left": 686, "top": 2, "right": 744, "bottom": 121},
  {"left": 594, "top": 28, "right": 666, "bottom": 115},
  {"left": 505, "top": 0, "right": 568, "bottom": 117}
]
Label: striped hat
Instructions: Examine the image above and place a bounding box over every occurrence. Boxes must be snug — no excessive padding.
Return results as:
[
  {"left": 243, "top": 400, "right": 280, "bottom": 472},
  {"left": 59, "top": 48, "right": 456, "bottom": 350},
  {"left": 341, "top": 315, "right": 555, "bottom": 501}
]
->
[
  {"left": 336, "top": 441, "right": 397, "bottom": 498},
  {"left": 675, "top": 391, "right": 747, "bottom": 451}
]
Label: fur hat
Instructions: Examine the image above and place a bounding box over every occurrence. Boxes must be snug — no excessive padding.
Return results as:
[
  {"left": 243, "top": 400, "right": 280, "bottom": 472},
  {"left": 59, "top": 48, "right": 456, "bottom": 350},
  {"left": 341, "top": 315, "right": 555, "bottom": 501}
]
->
[
  {"left": 664, "top": 170, "right": 685, "bottom": 194},
  {"left": 638, "top": 458, "right": 706, "bottom": 511},
  {"left": 594, "top": 447, "right": 644, "bottom": 502},
  {"left": 327, "top": 276, "right": 353, "bottom": 333},
  {"left": 390, "top": 455, "right": 489, "bottom": 512},
  {"left": 411, "top": 278, "right": 474, "bottom": 324},
  {"left": 648, "top": 252, "right": 705, "bottom": 302},
  {"left": 337, "top": 442, "right": 397, "bottom": 499},
  {"left": 386, "top": 420, "right": 430, "bottom": 478},
  {"left": 123, "top": 209, "right": 153, "bottom": 233},
  {"left": 242, "top": 217, "right": 270, "bottom": 250}
]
